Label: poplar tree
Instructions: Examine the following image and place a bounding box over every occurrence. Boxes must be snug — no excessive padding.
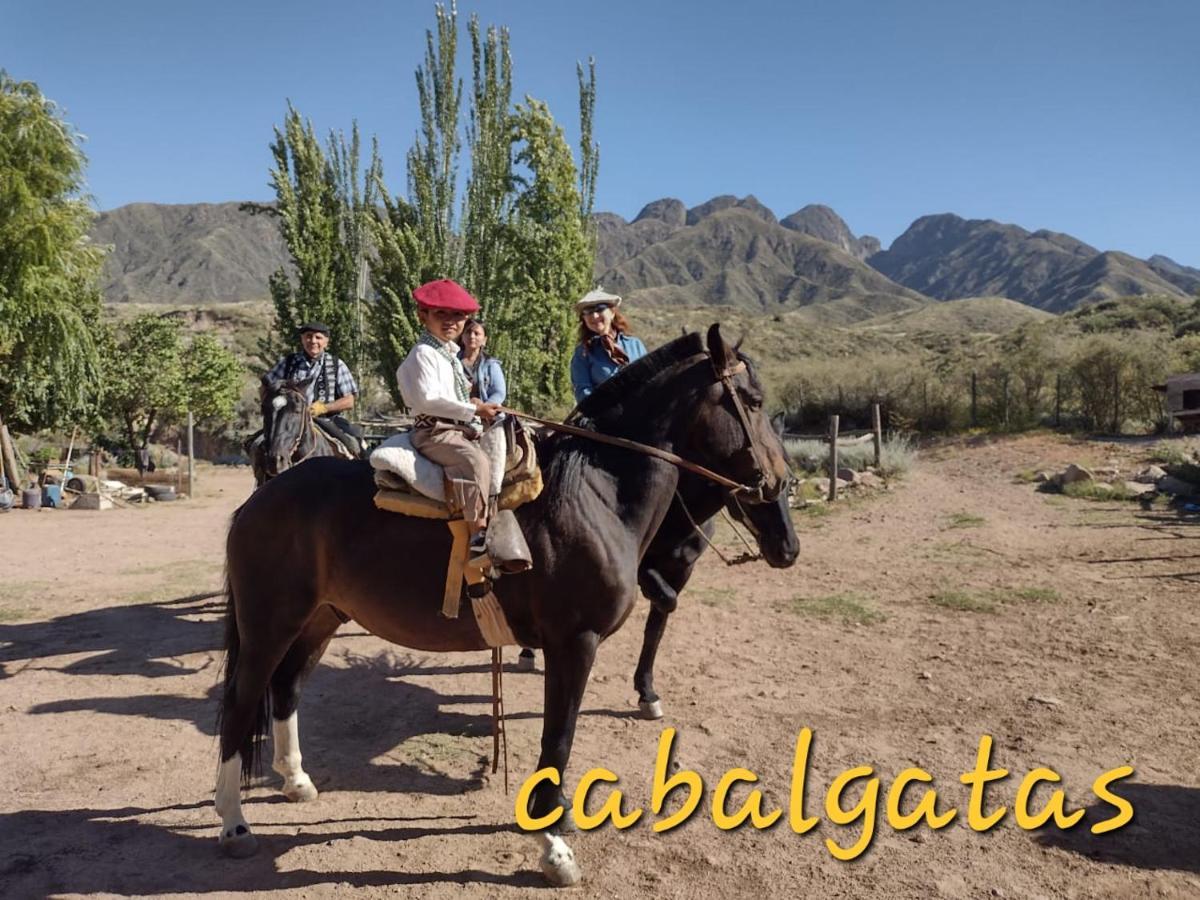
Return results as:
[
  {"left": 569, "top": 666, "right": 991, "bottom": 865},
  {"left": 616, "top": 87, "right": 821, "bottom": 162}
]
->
[
  {"left": 369, "top": 5, "right": 600, "bottom": 413},
  {"left": 261, "top": 106, "right": 379, "bottom": 381}
]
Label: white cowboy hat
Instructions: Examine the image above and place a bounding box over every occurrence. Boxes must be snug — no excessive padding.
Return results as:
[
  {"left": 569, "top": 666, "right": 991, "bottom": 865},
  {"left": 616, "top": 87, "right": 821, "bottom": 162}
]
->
[{"left": 574, "top": 287, "right": 622, "bottom": 315}]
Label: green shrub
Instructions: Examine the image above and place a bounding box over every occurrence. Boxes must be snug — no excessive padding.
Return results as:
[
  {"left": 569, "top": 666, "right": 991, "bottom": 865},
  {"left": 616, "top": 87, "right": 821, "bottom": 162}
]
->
[{"left": 784, "top": 433, "right": 917, "bottom": 477}]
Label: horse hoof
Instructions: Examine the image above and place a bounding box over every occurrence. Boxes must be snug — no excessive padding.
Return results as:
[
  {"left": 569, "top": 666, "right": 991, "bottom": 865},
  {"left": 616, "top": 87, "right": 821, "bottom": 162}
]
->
[
  {"left": 219, "top": 826, "right": 259, "bottom": 859},
  {"left": 283, "top": 779, "right": 318, "bottom": 803},
  {"left": 539, "top": 834, "right": 582, "bottom": 887},
  {"left": 517, "top": 653, "right": 536, "bottom": 672},
  {"left": 638, "top": 699, "right": 664, "bottom": 720}
]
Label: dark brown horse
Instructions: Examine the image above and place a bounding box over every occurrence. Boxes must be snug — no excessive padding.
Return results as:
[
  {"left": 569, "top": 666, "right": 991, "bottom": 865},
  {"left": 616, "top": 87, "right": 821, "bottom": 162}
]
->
[
  {"left": 215, "top": 327, "right": 795, "bottom": 885},
  {"left": 248, "top": 375, "right": 342, "bottom": 487}
]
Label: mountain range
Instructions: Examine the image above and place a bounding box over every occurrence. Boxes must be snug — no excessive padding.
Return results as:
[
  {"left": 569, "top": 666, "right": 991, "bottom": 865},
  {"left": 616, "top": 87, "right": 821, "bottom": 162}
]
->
[{"left": 90, "top": 196, "right": 1197, "bottom": 321}]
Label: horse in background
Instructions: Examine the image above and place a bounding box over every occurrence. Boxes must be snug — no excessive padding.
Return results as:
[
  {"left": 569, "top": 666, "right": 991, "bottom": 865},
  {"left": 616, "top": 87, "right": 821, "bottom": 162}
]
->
[{"left": 247, "top": 375, "right": 343, "bottom": 488}]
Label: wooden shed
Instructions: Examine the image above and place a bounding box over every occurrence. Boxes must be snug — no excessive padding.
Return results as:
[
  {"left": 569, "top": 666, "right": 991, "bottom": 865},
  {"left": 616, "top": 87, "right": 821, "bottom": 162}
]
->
[{"left": 1153, "top": 374, "right": 1200, "bottom": 432}]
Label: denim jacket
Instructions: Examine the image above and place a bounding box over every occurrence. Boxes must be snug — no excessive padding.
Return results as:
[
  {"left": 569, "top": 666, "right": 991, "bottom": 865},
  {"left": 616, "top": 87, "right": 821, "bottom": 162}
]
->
[
  {"left": 570, "top": 332, "right": 648, "bottom": 403},
  {"left": 458, "top": 352, "right": 507, "bottom": 405}
]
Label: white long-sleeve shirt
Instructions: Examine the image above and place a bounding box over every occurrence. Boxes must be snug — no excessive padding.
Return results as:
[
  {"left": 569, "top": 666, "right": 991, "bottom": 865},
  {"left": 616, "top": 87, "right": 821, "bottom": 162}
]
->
[{"left": 397, "top": 342, "right": 478, "bottom": 423}]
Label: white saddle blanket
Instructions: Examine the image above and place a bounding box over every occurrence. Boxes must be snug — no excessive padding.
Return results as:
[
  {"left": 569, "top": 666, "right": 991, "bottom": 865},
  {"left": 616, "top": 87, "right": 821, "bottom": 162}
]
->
[{"left": 369, "top": 427, "right": 506, "bottom": 502}]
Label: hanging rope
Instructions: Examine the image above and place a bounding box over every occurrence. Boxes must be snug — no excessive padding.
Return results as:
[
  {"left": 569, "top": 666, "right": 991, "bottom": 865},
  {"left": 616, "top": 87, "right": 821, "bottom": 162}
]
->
[
  {"left": 490, "top": 647, "right": 510, "bottom": 794},
  {"left": 674, "top": 491, "right": 760, "bottom": 567}
]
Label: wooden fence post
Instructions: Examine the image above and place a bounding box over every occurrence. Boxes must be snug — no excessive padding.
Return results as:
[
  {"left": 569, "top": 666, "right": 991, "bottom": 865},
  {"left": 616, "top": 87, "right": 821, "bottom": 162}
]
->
[
  {"left": 872, "top": 404, "right": 882, "bottom": 469},
  {"left": 187, "top": 410, "right": 195, "bottom": 498},
  {"left": 827, "top": 414, "right": 840, "bottom": 502}
]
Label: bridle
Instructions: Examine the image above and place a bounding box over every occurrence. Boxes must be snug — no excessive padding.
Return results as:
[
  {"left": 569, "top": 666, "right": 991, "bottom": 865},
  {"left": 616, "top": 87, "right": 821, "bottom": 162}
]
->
[
  {"left": 498, "top": 349, "right": 787, "bottom": 503},
  {"left": 265, "top": 386, "right": 323, "bottom": 475},
  {"left": 711, "top": 356, "right": 790, "bottom": 505}
]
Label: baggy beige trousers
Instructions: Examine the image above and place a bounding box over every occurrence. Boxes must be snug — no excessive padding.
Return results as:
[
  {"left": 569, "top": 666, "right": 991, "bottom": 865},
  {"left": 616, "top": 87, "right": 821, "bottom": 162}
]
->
[{"left": 410, "top": 423, "right": 491, "bottom": 523}]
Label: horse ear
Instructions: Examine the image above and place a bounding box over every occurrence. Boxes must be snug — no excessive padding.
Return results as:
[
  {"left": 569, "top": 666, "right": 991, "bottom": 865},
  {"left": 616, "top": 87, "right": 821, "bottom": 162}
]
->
[
  {"left": 260, "top": 373, "right": 274, "bottom": 389},
  {"left": 706, "top": 323, "right": 737, "bottom": 369},
  {"left": 771, "top": 412, "right": 786, "bottom": 436},
  {"left": 734, "top": 332, "right": 747, "bottom": 353}
]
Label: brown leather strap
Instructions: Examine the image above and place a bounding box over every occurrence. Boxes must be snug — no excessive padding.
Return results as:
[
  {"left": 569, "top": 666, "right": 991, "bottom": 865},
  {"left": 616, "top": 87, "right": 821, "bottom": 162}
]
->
[{"left": 494, "top": 406, "right": 750, "bottom": 493}]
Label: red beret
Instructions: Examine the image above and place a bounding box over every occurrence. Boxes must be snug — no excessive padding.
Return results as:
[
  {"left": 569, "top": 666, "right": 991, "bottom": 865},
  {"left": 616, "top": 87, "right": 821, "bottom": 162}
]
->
[{"left": 413, "top": 279, "right": 480, "bottom": 312}]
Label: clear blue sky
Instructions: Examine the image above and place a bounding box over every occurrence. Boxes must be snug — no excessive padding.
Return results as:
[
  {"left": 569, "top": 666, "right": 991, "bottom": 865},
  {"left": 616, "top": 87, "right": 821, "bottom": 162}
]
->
[{"left": 4, "top": 0, "right": 1197, "bottom": 264}]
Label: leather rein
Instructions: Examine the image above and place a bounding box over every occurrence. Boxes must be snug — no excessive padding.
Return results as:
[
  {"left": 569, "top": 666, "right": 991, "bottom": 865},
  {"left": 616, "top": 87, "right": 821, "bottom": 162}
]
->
[{"left": 495, "top": 354, "right": 780, "bottom": 502}]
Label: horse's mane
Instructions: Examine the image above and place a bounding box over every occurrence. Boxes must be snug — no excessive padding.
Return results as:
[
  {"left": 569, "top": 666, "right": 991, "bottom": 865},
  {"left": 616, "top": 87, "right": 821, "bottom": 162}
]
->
[{"left": 574, "top": 332, "right": 706, "bottom": 424}]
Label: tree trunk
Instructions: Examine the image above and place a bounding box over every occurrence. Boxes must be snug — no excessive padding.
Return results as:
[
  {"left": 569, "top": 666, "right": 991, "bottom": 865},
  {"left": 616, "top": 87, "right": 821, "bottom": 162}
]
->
[{"left": 0, "top": 415, "right": 22, "bottom": 489}]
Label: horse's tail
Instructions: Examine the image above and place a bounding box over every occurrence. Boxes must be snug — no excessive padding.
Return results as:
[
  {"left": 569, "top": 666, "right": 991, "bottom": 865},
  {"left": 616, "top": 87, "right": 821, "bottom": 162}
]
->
[{"left": 217, "top": 509, "right": 272, "bottom": 784}]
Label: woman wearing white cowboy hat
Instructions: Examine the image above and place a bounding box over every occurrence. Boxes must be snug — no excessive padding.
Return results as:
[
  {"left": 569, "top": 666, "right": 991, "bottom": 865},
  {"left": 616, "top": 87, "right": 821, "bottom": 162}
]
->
[{"left": 569, "top": 287, "right": 648, "bottom": 404}]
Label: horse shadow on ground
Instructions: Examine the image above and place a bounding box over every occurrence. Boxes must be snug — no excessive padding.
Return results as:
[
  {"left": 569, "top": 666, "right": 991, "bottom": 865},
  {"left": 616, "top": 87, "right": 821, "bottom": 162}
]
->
[
  {"left": 1036, "top": 782, "right": 1200, "bottom": 874},
  {"left": 0, "top": 590, "right": 227, "bottom": 681},
  {"left": 0, "top": 803, "right": 548, "bottom": 896},
  {"left": 6, "top": 591, "right": 512, "bottom": 798}
]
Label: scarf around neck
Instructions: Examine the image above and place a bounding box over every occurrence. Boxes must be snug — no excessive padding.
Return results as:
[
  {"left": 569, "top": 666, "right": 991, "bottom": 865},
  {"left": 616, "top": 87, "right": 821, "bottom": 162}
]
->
[
  {"left": 418, "top": 330, "right": 471, "bottom": 403},
  {"left": 592, "top": 331, "right": 630, "bottom": 367}
]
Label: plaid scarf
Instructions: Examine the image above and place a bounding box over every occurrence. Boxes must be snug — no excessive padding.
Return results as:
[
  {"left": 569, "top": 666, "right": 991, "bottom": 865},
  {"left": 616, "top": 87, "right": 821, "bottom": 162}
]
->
[{"left": 418, "top": 330, "right": 471, "bottom": 403}]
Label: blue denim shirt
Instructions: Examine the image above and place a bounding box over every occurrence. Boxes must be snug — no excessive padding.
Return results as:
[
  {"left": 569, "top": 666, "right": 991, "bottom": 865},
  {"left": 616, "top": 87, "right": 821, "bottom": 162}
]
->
[
  {"left": 458, "top": 353, "right": 507, "bottom": 405},
  {"left": 570, "top": 332, "right": 648, "bottom": 403}
]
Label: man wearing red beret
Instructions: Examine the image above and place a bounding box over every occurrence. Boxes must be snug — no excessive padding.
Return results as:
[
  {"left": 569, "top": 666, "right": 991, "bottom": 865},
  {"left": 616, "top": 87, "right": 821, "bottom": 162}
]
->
[{"left": 397, "top": 279, "right": 502, "bottom": 564}]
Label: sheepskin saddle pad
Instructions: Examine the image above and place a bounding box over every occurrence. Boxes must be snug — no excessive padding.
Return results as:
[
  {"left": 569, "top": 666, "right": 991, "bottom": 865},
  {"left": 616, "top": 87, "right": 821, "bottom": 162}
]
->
[{"left": 369, "top": 417, "right": 542, "bottom": 520}]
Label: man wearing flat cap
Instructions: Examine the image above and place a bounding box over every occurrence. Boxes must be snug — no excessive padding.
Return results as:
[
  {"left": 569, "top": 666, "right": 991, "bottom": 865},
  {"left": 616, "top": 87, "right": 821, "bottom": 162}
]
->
[
  {"left": 267, "top": 321, "right": 364, "bottom": 456},
  {"left": 397, "top": 279, "right": 501, "bottom": 565}
]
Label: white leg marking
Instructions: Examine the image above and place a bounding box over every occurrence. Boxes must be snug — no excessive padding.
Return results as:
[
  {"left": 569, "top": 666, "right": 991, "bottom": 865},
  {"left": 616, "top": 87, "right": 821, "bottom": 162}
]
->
[
  {"left": 272, "top": 712, "right": 318, "bottom": 802},
  {"left": 538, "top": 832, "right": 582, "bottom": 886},
  {"left": 215, "top": 753, "right": 258, "bottom": 857}
]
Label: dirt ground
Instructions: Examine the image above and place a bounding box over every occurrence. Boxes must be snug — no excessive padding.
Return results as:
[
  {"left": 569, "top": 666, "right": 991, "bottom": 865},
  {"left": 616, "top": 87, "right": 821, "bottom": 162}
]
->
[{"left": 2, "top": 433, "right": 1199, "bottom": 899}]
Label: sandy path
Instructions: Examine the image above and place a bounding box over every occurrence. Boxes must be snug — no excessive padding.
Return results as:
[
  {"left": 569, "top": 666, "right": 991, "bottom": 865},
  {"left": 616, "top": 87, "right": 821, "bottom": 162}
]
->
[{"left": 2, "top": 436, "right": 1199, "bottom": 899}]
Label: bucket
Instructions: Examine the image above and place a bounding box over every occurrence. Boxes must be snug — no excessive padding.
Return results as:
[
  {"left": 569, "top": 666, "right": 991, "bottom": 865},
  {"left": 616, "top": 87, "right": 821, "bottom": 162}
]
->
[
  {"left": 42, "top": 484, "right": 63, "bottom": 508},
  {"left": 21, "top": 488, "right": 42, "bottom": 509}
]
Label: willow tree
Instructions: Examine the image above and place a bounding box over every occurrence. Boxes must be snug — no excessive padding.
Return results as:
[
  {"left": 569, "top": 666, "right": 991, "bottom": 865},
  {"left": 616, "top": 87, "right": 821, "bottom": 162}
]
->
[
  {"left": 369, "top": 5, "right": 599, "bottom": 412},
  {"left": 0, "top": 72, "right": 104, "bottom": 431},
  {"left": 260, "top": 105, "right": 380, "bottom": 381}
]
